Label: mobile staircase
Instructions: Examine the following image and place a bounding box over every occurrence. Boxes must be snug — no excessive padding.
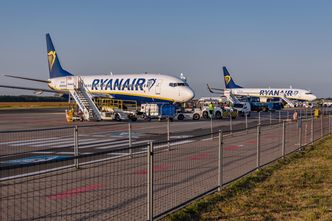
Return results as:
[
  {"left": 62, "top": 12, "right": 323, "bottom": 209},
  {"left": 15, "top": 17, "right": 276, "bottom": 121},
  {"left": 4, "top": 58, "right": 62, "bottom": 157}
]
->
[
  {"left": 68, "top": 77, "right": 102, "bottom": 121},
  {"left": 224, "top": 90, "right": 241, "bottom": 104}
]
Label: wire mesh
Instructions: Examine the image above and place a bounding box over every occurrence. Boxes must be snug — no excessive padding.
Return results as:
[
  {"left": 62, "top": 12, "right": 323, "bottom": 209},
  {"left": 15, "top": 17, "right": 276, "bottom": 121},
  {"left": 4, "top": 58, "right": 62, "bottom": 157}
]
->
[
  {"left": 1, "top": 108, "right": 331, "bottom": 221},
  {"left": 259, "top": 124, "right": 282, "bottom": 166},
  {"left": 152, "top": 134, "right": 218, "bottom": 218},
  {"left": 0, "top": 146, "right": 147, "bottom": 221},
  {"left": 223, "top": 128, "right": 257, "bottom": 184}
]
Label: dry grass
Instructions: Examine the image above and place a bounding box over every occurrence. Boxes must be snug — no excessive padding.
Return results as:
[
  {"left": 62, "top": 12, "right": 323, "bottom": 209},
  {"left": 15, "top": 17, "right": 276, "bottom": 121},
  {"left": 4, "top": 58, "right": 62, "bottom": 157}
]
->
[
  {"left": 0, "top": 102, "right": 68, "bottom": 109},
  {"left": 164, "top": 137, "right": 332, "bottom": 221}
]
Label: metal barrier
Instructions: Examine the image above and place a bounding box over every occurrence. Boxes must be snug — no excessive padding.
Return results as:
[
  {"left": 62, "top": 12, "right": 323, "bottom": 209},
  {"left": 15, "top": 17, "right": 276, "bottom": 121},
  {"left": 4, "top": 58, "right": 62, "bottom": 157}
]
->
[{"left": 0, "top": 109, "right": 331, "bottom": 220}]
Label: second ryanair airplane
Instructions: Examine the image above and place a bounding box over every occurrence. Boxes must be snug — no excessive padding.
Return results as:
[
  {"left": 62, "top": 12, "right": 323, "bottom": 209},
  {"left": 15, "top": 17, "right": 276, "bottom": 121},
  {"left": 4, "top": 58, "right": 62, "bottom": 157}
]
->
[{"left": 1, "top": 34, "right": 195, "bottom": 103}]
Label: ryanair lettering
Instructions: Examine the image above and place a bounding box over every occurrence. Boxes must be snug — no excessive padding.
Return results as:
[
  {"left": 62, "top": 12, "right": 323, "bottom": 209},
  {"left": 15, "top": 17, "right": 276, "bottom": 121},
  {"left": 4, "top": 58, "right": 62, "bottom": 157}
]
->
[
  {"left": 259, "top": 89, "right": 299, "bottom": 97},
  {"left": 91, "top": 78, "right": 156, "bottom": 91}
]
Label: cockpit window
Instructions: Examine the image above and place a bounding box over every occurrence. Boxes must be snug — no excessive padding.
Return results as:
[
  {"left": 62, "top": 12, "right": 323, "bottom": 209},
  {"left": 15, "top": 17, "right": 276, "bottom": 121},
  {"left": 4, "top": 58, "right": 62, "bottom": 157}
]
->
[
  {"left": 169, "top": 82, "right": 189, "bottom": 87},
  {"left": 305, "top": 92, "right": 312, "bottom": 95}
]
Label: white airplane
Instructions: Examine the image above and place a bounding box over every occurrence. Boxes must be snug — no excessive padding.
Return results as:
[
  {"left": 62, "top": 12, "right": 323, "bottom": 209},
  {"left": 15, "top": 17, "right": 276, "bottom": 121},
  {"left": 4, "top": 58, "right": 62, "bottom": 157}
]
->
[
  {"left": 208, "top": 66, "right": 317, "bottom": 106},
  {"left": 0, "top": 34, "right": 195, "bottom": 104}
]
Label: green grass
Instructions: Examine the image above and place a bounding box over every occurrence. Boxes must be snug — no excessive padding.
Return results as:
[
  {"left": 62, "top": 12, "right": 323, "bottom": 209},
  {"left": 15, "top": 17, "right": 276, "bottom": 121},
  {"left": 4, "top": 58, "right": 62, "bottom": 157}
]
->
[{"left": 163, "top": 137, "right": 332, "bottom": 221}]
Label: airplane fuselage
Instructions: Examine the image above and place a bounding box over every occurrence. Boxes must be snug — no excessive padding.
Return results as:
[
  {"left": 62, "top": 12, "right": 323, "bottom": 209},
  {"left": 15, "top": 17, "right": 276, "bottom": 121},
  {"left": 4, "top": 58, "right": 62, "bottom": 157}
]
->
[
  {"left": 228, "top": 88, "right": 317, "bottom": 101},
  {"left": 48, "top": 73, "right": 195, "bottom": 103}
]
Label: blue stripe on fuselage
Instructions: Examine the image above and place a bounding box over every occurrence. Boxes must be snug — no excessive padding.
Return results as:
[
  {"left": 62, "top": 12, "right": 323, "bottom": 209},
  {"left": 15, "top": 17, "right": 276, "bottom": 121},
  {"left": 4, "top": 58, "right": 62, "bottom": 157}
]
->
[{"left": 109, "top": 94, "right": 173, "bottom": 103}]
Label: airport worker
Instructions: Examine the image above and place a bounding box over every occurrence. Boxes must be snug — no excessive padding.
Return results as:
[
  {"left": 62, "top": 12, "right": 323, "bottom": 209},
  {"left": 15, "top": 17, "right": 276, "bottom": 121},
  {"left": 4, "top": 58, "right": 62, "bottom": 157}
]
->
[
  {"left": 314, "top": 108, "right": 320, "bottom": 119},
  {"left": 208, "top": 102, "right": 214, "bottom": 118},
  {"left": 293, "top": 111, "right": 298, "bottom": 121}
]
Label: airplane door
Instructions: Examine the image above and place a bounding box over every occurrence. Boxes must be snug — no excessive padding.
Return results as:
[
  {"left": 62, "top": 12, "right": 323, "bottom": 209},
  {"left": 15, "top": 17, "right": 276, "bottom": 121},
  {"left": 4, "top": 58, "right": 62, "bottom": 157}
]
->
[
  {"left": 155, "top": 80, "right": 162, "bottom": 94},
  {"left": 66, "top": 76, "right": 78, "bottom": 90}
]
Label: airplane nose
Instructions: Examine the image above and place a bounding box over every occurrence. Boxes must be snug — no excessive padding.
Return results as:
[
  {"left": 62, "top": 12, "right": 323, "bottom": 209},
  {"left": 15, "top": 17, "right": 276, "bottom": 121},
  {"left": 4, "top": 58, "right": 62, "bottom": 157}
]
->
[{"left": 185, "top": 88, "right": 195, "bottom": 101}]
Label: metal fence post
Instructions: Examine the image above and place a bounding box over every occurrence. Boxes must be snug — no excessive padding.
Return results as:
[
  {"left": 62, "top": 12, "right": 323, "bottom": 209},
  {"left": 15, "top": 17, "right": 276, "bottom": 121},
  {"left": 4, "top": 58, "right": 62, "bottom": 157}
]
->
[
  {"left": 321, "top": 114, "right": 323, "bottom": 138},
  {"left": 279, "top": 110, "right": 281, "bottom": 123},
  {"left": 167, "top": 118, "right": 170, "bottom": 151},
  {"left": 74, "top": 125, "right": 79, "bottom": 169},
  {"left": 282, "top": 121, "right": 285, "bottom": 159},
  {"left": 218, "top": 130, "right": 223, "bottom": 191},
  {"left": 210, "top": 117, "right": 213, "bottom": 139},
  {"left": 329, "top": 114, "right": 331, "bottom": 135},
  {"left": 311, "top": 115, "right": 314, "bottom": 143},
  {"left": 298, "top": 117, "right": 302, "bottom": 149},
  {"left": 229, "top": 114, "right": 232, "bottom": 135},
  {"left": 269, "top": 111, "right": 272, "bottom": 125},
  {"left": 147, "top": 141, "right": 153, "bottom": 221},
  {"left": 245, "top": 113, "right": 248, "bottom": 133},
  {"left": 256, "top": 124, "right": 261, "bottom": 169},
  {"left": 128, "top": 122, "right": 132, "bottom": 157}
]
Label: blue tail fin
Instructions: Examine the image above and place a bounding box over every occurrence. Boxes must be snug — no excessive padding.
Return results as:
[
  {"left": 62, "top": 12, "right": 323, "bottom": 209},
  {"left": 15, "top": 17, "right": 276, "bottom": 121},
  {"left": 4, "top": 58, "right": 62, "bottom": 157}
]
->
[
  {"left": 223, "top": 66, "right": 242, "bottom": 89},
  {"left": 46, "top": 34, "right": 73, "bottom": 79}
]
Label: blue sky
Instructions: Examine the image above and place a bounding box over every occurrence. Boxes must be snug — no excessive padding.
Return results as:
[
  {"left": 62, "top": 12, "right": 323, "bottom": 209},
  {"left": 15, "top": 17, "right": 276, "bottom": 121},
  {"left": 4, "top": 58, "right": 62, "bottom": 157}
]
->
[{"left": 0, "top": 0, "right": 331, "bottom": 97}]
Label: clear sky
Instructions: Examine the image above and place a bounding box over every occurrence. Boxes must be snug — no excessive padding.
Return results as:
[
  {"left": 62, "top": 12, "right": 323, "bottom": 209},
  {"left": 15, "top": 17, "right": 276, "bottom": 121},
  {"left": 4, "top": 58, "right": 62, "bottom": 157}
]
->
[{"left": 0, "top": 0, "right": 331, "bottom": 98}]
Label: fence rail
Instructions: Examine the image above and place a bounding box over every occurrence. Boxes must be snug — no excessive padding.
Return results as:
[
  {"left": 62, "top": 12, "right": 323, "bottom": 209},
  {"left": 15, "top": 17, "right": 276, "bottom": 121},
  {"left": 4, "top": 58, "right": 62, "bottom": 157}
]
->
[{"left": 0, "top": 109, "right": 331, "bottom": 221}]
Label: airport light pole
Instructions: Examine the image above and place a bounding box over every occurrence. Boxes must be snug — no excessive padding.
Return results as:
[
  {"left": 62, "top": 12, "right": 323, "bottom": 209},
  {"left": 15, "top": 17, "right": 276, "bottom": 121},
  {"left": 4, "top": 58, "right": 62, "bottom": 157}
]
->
[
  {"left": 147, "top": 141, "right": 153, "bottom": 221},
  {"left": 258, "top": 112, "right": 261, "bottom": 125},
  {"left": 218, "top": 130, "right": 223, "bottom": 191}
]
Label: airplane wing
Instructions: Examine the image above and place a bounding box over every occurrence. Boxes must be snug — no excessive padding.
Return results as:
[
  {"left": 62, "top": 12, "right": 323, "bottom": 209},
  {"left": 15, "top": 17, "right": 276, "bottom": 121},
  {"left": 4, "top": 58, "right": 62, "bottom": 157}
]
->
[
  {"left": 207, "top": 84, "right": 225, "bottom": 94},
  {"left": 4, "top": 75, "right": 50, "bottom": 83},
  {"left": 0, "top": 85, "right": 66, "bottom": 94}
]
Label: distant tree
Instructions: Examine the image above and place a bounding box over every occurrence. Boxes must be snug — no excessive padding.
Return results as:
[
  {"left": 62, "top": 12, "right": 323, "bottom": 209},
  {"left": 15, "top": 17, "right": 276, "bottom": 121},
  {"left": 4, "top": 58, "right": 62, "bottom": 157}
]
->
[{"left": 0, "top": 95, "right": 66, "bottom": 102}]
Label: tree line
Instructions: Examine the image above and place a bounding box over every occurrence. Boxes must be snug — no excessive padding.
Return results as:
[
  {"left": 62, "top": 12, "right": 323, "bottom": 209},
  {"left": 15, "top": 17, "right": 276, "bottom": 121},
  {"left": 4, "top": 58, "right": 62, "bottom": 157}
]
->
[{"left": 0, "top": 95, "right": 67, "bottom": 102}]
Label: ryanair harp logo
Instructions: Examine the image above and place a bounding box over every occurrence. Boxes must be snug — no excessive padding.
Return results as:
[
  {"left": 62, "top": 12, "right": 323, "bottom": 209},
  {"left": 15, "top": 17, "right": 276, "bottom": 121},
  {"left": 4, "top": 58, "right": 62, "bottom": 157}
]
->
[
  {"left": 48, "top": 51, "right": 56, "bottom": 70},
  {"left": 224, "top": 75, "right": 231, "bottom": 85}
]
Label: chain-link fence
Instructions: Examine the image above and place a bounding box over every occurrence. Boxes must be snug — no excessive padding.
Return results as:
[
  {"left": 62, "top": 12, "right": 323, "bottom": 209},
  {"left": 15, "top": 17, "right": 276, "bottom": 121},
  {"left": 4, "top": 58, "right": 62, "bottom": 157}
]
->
[{"left": 1, "top": 110, "right": 331, "bottom": 220}]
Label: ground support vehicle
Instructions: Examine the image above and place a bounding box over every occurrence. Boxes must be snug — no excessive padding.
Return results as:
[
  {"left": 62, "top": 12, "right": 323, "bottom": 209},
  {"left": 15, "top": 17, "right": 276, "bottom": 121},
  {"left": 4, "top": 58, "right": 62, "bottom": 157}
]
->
[
  {"left": 175, "top": 108, "right": 202, "bottom": 120},
  {"left": 140, "top": 103, "right": 177, "bottom": 121},
  {"left": 233, "top": 102, "right": 251, "bottom": 116}
]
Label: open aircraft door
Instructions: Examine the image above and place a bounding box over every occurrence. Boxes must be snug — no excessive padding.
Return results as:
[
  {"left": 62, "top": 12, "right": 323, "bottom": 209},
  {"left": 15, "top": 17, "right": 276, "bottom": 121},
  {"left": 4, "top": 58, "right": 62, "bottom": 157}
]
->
[{"left": 66, "top": 76, "right": 79, "bottom": 90}]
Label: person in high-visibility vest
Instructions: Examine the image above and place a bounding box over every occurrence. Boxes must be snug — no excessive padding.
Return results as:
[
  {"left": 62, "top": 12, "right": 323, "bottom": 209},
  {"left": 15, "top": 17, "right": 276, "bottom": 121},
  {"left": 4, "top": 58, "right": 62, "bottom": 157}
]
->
[{"left": 208, "top": 102, "right": 215, "bottom": 118}]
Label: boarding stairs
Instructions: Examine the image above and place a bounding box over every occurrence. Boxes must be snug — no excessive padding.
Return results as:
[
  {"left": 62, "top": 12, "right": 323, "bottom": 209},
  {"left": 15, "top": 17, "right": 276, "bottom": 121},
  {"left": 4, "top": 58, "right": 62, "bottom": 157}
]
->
[
  {"left": 224, "top": 90, "right": 241, "bottom": 104},
  {"left": 281, "top": 96, "right": 295, "bottom": 108},
  {"left": 68, "top": 77, "right": 102, "bottom": 121}
]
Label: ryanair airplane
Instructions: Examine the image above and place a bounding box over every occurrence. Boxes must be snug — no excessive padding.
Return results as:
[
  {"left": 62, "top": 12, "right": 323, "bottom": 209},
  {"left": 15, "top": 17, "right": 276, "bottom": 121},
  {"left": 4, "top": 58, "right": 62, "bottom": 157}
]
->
[
  {"left": 208, "top": 66, "right": 317, "bottom": 105},
  {"left": 1, "top": 34, "right": 195, "bottom": 103}
]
